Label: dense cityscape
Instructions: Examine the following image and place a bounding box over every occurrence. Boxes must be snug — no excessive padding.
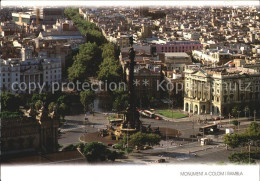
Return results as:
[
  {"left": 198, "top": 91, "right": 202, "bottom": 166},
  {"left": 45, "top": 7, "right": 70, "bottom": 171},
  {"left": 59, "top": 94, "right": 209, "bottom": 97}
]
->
[{"left": 0, "top": 5, "right": 260, "bottom": 165}]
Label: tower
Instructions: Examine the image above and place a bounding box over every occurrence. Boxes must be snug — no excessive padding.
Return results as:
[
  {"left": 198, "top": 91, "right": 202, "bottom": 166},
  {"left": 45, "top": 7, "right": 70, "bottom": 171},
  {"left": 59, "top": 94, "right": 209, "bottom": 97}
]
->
[{"left": 122, "top": 36, "right": 141, "bottom": 130}]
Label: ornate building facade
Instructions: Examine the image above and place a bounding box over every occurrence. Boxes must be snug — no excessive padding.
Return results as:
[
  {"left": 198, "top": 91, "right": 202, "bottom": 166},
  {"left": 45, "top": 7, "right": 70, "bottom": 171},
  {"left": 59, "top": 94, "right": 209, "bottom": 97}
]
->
[
  {"left": 1, "top": 105, "right": 59, "bottom": 156},
  {"left": 183, "top": 65, "right": 260, "bottom": 116}
]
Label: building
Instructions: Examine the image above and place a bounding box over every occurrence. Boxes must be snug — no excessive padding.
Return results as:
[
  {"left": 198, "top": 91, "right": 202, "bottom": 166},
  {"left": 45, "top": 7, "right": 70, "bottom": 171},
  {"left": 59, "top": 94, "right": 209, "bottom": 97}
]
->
[
  {"left": 159, "top": 52, "right": 192, "bottom": 73},
  {"left": 183, "top": 65, "right": 260, "bottom": 116},
  {"left": 151, "top": 40, "right": 203, "bottom": 54},
  {"left": 52, "top": 19, "right": 78, "bottom": 32},
  {"left": 0, "top": 47, "right": 62, "bottom": 93},
  {"left": 1, "top": 105, "right": 59, "bottom": 156},
  {"left": 116, "top": 33, "right": 131, "bottom": 48},
  {"left": 34, "top": 31, "right": 85, "bottom": 69},
  {"left": 0, "top": 21, "right": 21, "bottom": 37},
  {"left": 192, "top": 49, "right": 232, "bottom": 66},
  {"left": 36, "top": 8, "right": 65, "bottom": 25},
  {"left": 12, "top": 12, "right": 36, "bottom": 26},
  {"left": 183, "top": 31, "right": 201, "bottom": 40},
  {"left": 124, "top": 57, "right": 162, "bottom": 105},
  {"left": 140, "top": 24, "right": 152, "bottom": 38}
]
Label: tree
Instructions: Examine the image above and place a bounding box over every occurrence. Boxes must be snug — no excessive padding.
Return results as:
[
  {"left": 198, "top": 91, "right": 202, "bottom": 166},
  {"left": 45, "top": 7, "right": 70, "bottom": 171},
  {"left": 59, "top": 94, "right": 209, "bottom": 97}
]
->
[
  {"left": 223, "top": 133, "right": 241, "bottom": 149},
  {"left": 232, "top": 106, "right": 239, "bottom": 118},
  {"left": 129, "top": 132, "right": 147, "bottom": 148},
  {"left": 57, "top": 94, "right": 69, "bottom": 105},
  {"left": 98, "top": 57, "right": 122, "bottom": 86},
  {"left": 35, "top": 100, "right": 43, "bottom": 110},
  {"left": 101, "top": 43, "right": 119, "bottom": 60},
  {"left": 62, "top": 144, "right": 78, "bottom": 151},
  {"left": 246, "top": 122, "right": 260, "bottom": 135},
  {"left": 59, "top": 103, "right": 69, "bottom": 119},
  {"left": 232, "top": 120, "right": 240, "bottom": 131},
  {"left": 48, "top": 102, "right": 57, "bottom": 113},
  {"left": 31, "top": 93, "right": 47, "bottom": 103},
  {"left": 112, "top": 88, "right": 128, "bottom": 112},
  {"left": 68, "top": 42, "right": 102, "bottom": 82},
  {"left": 81, "top": 142, "right": 110, "bottom": 162},
  {"left": 129, "top": 132, "right": 161, "bottom": 148},
  {"left": 80, "top": 90, "right": 96, "bottom": 112},
  {"left": 63, "top": 48, "right": 79, "bottom": 78},
  {"left": 86, "top": 30, "right": 107, "bottom": 46},
  {"left": 1, "top": 92, "right": 21, "bottom": 111},
  {"left": 146, "top": 133, "right": 161, "bottom": 146},
  {"left": 228, "top": 152, "right": 256, "bottom": 164}
]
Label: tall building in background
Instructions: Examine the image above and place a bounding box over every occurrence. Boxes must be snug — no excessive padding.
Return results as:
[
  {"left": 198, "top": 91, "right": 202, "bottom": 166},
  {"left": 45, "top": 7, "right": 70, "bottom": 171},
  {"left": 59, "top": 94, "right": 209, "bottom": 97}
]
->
[{"left": 34, "top": 7, "right": 65, "bottom": 25}]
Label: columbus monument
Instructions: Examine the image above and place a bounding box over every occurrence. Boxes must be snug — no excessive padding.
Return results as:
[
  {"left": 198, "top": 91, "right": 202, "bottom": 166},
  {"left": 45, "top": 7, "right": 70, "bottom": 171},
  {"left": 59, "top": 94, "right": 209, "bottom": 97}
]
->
[{"left": 121, "top": 36, "right": 141, "bottom": 131}]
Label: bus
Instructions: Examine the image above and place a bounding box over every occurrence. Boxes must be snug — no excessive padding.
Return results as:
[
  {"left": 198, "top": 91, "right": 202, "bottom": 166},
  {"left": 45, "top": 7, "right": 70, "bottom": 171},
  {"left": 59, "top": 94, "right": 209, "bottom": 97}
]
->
[
  {"left": 199, "top": 124, "right": 219, "bottom": 134},
  {"left": 139, "top": 110, "right": 155, "bottom": 118}
]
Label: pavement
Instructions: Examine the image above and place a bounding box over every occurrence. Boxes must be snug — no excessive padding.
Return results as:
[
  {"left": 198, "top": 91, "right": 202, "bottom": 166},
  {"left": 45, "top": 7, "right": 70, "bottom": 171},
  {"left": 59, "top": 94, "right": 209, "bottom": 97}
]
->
[{"left": 57, "top": 111, "right": 257, "bottom": 164}]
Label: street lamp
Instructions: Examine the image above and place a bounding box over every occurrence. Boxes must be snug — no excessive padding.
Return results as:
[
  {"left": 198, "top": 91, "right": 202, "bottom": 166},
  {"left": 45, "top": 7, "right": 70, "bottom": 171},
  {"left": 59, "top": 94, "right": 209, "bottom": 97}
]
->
[
  {"left": 248, "top": 140, "right": 252, "bottom": 164},
  {"left": 237, "top": 111, "right": 241, "bottom": 132},
  {"left": 254, "top": 110, "right": 256, "bottom": 122}
]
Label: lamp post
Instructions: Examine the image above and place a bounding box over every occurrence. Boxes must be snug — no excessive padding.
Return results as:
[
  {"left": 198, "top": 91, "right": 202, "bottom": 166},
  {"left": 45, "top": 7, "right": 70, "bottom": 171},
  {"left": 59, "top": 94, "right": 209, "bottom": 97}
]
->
[
  {"left": 237, "top": 111, "right": 241, "bottom": 132},
  {"left": 254, "top": 110, "right": 256, "bottom": 122},
  {"left": 248, "top": 140, "right": 252, "bottom": 164},
  {"left": 229, "top": 113, "right": 231, "bottom": 124},
  {"left": 192, "top": 117, "right": 195, "bottom": 142}
]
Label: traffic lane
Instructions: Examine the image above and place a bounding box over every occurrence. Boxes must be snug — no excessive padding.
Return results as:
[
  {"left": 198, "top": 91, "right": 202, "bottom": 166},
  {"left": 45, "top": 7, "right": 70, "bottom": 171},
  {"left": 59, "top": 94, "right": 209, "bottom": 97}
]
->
[{"left": 58, "top": 125, "right": 99, "bottom": 146}]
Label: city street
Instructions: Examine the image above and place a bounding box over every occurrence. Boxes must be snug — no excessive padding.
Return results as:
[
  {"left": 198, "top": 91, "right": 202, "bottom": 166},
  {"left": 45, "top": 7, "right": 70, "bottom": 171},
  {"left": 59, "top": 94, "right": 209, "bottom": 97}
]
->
[{"left": 58, "top": 111, "right": 257, "bottom": 164}]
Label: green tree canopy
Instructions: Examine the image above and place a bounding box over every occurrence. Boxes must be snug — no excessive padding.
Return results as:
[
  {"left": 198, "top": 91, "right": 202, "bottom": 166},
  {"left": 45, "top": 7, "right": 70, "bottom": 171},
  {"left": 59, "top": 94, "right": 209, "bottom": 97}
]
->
[
  {"left": 129, "top": 132, "right": 161, "bottom": 148},
  {"left": 1, "top": 92, "right": 22, "bottom": 111},
  {"left": 80, "top": 90, "right": 96, "bottom": 112},
  {"left": 80, "top": 142, "right": 122, "bottom": 162},
  {"left": 59, "top": 103, "right": 69, "bottom": 119},
  {"left": 112, "top": 88, "right": 128, "bottom": 112},
  {"left": 48, "top": 102, "right": 57, "bottom": 113},
  {"left": 68, "top": 42, "right": 102, "bottom": 82},
  {"left": 35, "top": 100, "right": 43, "bottom": 110},
  {"left": 98, "top": 57, "right": 122, "bottom": 85}
]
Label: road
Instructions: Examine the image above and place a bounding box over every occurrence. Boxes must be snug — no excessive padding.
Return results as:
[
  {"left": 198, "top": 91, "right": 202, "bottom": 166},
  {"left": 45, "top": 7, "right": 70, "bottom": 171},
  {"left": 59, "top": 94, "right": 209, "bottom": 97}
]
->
[
  {"left": 59, "top": 112, "right": 254, "bottom": 146},
  {"left": 59, "top": 112, "right": 202, "bottom": 146},
  {"left": 58, "top": 112, "right": 256, "bottom": 164}
]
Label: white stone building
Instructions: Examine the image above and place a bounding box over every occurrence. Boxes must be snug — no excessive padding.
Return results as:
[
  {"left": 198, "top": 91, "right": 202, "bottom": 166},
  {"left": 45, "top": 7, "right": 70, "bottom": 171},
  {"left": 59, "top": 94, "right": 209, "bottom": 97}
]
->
[{"left": 0, "top": 47, "right": 62, "bottom": 93}]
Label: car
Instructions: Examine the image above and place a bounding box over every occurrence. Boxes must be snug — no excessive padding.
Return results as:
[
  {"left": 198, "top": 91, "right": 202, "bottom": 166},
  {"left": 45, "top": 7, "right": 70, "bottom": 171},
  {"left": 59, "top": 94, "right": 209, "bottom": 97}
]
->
[{"left": 107, "top": 143, "right": 113, "bottom": 146}]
